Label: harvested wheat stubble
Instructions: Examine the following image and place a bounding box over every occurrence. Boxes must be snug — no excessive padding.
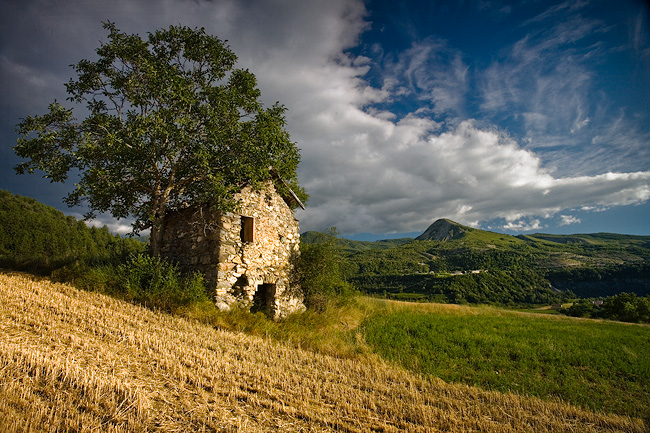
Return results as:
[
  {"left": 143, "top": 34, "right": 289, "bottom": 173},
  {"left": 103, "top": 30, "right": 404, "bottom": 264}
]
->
[{"left": 0, "top": 271, "right": 645, "bottom": 432}]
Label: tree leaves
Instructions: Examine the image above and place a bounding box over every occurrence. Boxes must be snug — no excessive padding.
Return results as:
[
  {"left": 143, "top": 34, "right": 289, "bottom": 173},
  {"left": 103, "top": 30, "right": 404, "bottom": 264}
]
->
[{"left": 14, "top": 22, "right": 305, "bottom": 254}]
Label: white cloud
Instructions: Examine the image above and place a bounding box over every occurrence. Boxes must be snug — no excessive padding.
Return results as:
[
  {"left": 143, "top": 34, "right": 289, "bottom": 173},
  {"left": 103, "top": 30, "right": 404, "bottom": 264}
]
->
[
  {"left": 503, "top": 218, "right": 543, "bottom": 232},
  {"left": 559, "top": 215, "right": 581, "bottom": 226},
  {"left": 379, "top": 38, "right": 469, "bottom": 118},
  {"left": 86, "top": 219, "right": 135, "bottom": 236},
  {"left": 296, "top": 117, "right": 650, "bottom": 234},
  {"left": 1, "top": 0, "right": 649, "bottom": 238},
  {"left": 570, "top": 117, "right": 591, "bottom": 134}
]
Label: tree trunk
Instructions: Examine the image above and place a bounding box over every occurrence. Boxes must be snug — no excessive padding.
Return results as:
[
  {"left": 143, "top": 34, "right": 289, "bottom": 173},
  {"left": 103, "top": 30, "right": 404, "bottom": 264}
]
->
[
  {"left": 149, "top": 214, "right": 165, "bottom": 257},
  {"left": 149, "top": 182, "right": 173, "bottom": 257}
]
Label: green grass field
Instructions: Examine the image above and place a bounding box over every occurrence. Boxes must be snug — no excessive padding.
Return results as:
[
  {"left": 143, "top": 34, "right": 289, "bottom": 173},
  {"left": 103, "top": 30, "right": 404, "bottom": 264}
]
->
[{"left": 362, "top": 306, "right": 650, "bottom": 420}]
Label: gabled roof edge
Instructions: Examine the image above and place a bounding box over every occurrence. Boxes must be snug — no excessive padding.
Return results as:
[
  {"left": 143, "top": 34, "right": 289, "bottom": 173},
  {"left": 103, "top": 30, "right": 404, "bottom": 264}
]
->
[{"left": 269, "top": 166, "right": 305, "bottom": 210}]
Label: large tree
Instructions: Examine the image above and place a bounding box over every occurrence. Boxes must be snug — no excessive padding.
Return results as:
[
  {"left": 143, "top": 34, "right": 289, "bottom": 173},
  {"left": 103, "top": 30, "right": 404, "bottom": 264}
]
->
[{"left": 15, "top": 22, "right": 306, "bottom": 256}]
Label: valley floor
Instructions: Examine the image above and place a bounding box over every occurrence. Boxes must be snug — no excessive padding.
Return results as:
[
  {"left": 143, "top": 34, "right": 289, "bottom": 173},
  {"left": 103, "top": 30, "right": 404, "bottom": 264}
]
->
[{"left": 0, "top": 271, "right": 645, "bottom": 432}]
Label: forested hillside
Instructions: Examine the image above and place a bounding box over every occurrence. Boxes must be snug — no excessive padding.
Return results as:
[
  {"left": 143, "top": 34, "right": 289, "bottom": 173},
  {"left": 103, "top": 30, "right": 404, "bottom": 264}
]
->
[
  {"left": 304, "top": 219, "right": 650, "bottom": 305},
  {"left": 0, "top": 189, "right": 144, "bottom": 274}
]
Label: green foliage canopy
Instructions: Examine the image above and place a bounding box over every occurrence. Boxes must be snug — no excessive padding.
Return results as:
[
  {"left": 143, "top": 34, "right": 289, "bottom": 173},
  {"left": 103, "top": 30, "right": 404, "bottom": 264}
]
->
[
  {"left": 562, "top": 293, "right": 650, "bottom": 323},
  {"left": 15, "top": 22, "right": 306, "bottom": 256}
]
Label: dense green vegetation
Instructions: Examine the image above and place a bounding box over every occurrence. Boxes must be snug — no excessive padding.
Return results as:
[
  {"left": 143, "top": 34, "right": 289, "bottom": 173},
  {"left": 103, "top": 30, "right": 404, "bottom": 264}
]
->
[
  {"left": 0, "top": 189, "right": 144, "bottom": 274},
  {"left": 118, "top": 253, "right": 209, "bottom": 311},
  {"left": 303, "top": 220, "right": 650, "bottom": 308},
  {"left": 561, "top": 293, "right": 650, "bottom": 323},
  {"left": 298, "top": 228, "right": 356, "bottom": 311},
  {"left": 362, "top": 306, "right": 650, "bottom": 420},
  {"left": 547, "top": 263, "right": 650, "bottom": 297},
  {"left": 350, "top": 269, "right": 562, "bottom": 305}
]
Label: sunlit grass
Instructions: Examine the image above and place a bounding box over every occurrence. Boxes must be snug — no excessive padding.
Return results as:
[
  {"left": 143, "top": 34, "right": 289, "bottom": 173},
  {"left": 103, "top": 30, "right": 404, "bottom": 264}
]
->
[
  {"left": 362, "top": 304, "right": 650, "bottom": 420},
  {"left": 1, "top": 271, "right": 646, "bottom": 432}
]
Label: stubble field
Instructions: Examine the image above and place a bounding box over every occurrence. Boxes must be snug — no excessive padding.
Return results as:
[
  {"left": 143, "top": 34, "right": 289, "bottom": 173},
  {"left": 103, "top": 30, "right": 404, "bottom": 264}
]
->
[{"left": 0, "top": 271, "right": 646, "bottom": 432}]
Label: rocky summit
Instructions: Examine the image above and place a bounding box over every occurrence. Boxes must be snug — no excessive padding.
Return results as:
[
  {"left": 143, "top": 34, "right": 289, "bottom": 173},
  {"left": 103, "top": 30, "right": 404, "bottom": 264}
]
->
[{"left": 415, "top": 218, "right": 468, "bottom": 241}]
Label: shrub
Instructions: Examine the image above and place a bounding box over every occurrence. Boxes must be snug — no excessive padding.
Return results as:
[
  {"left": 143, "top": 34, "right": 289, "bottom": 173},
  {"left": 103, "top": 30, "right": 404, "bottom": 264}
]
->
[
  {"left": 299, "top": 228, "right": 355, "bottom": 312},
  {"left": 118, "top": 253, "right": 208, "bottom": 311},
  {"left": 560, "top": 293, "right": 650, "bottom": 323},
  {"left": 51, "top": 262, "right": 120, "bottom": 293}
]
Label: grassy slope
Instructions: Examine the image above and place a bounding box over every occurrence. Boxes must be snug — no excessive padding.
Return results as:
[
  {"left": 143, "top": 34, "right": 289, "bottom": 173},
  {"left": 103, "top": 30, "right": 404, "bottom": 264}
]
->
[
  {"left": 363, "top": 302, "right": 650, "bottom": 420},
  {"left": 1, "top": 271, "right": 645, "bottom": 433}
]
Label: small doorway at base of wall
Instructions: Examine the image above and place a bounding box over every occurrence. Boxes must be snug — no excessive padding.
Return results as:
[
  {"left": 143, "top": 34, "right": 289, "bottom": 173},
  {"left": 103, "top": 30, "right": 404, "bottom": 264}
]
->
[{"left": 251, "top": 283, "right": 276, "bottom": 316}]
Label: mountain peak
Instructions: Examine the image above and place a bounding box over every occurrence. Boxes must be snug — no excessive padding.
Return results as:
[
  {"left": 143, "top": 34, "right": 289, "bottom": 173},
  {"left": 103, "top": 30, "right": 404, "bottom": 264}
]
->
[{"left": 415, "top": 219, "right": 468, "bottom": 241}]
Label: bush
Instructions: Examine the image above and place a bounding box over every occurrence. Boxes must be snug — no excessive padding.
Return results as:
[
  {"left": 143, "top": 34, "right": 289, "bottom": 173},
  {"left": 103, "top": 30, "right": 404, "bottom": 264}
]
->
[
  {"left": 51, "top": 262, "right": 120, "bottom": 293},
  {"left": 118, "top": 254, "right": 208, "bottom": 311},
  {"left": 299, "top": 228, "right": 355, "bottom": 311}
]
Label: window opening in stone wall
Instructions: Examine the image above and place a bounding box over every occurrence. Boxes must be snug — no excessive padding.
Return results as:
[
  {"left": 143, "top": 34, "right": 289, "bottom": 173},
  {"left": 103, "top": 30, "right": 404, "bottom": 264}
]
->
[
  {"left": 240, "top": 216, "right": 254, "bottom": 243},
  {"left": 232, "top": 276, "right": 248, "bottom": 297},
  {"left": 251, "top": 283, "right": 276, "bottom": 315}
]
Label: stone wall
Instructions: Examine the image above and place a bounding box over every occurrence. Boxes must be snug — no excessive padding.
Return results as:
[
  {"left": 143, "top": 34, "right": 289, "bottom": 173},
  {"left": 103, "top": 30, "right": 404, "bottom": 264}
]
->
[{"left": 161, "top": 181, "right": 304, "bottom": 318}]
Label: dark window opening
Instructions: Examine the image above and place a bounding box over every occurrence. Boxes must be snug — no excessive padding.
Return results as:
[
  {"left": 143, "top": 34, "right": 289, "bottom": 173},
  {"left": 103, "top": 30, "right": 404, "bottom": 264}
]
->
[
  {"left": 232, "top": 276, "right": 248, "bottom": 297},
  {"left": 240, "top": 216, "right": 254, "bottom": 243},
  {"left": 251, "top": 283, "right": 276, "bottom": 315}
]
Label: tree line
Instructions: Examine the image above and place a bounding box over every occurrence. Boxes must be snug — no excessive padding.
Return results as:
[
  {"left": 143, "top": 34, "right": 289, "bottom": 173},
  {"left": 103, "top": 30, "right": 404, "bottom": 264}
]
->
[
  {"left": 349, "top": 268, "right": 564, "bottom": 306},
  {"left": 559, "top": 293, "right": 650, "bottom": 323}
]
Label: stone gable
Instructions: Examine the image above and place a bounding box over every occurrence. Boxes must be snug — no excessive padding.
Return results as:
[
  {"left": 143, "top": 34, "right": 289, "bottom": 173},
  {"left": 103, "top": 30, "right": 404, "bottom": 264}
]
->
[{"left": 161, "top": 181, "right": 304, "bottom": 318}]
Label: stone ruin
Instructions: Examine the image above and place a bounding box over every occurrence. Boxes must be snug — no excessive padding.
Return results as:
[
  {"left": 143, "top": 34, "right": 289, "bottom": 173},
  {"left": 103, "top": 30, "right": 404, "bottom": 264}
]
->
[{"left": 161, "top": 180, "right": 304, "bottom": 318}]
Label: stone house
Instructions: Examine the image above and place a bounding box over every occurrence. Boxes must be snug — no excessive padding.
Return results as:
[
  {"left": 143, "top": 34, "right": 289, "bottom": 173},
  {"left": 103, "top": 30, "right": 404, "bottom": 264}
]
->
[{"left": 160, "top": 177, "right": 305, "bottom": 318}]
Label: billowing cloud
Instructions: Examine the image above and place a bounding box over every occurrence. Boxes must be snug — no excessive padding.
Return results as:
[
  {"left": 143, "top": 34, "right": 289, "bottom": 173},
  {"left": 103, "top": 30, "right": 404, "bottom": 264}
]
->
[
  {"left": 86, "top": 219, "right": 134, "bottom": 236},
  {"left": 1, "top": 0, "right": 649, "bottom": 237},
  {"left": 295, "top": 119, "right": 650, "bottom": 234}
]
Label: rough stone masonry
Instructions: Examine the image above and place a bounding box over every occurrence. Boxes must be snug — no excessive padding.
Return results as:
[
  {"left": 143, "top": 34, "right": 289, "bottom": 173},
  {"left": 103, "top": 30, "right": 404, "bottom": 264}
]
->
[{"left": 161, "top": 181, "right": 304, "bottom": 318}]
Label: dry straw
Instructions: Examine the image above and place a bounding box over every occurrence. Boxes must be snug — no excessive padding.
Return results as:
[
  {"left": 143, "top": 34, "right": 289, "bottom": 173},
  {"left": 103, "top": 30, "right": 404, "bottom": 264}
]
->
[{"left": 0, "top": 271, "right": 644, "bottom": 432}]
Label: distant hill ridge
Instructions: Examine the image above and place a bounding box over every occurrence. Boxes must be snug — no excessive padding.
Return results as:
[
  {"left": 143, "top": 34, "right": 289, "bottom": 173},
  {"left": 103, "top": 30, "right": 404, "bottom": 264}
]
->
[
  {"left": 303, "top": 218, "right": 650, "bottom": 302},
  {"left": 304, "top": 218, "right": 650, "bottom": 249}
]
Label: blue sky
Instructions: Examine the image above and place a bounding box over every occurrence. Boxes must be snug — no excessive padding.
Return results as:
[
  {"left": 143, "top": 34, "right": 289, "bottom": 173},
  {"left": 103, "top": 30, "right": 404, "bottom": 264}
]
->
[{"left": 1, "top": 0, "right": 649, "bottom": 239}]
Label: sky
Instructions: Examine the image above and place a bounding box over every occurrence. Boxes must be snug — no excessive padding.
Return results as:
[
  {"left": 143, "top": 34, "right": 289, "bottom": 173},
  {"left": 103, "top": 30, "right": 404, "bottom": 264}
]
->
[{"left": 1, "top": 0, "right": 649, "bottom": 240}]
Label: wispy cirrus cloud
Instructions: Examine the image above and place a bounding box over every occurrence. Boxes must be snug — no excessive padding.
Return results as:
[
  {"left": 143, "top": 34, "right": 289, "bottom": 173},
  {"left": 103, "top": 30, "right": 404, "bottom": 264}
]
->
[
  {"left": 630, "top": 4, "right": 650, "bottom": 61},
  {"left": 379, "top": 38, "right": 469, "bottom": 119},
  {"left": 479, "top": 12, "right": 601, "bottom": 134}
]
